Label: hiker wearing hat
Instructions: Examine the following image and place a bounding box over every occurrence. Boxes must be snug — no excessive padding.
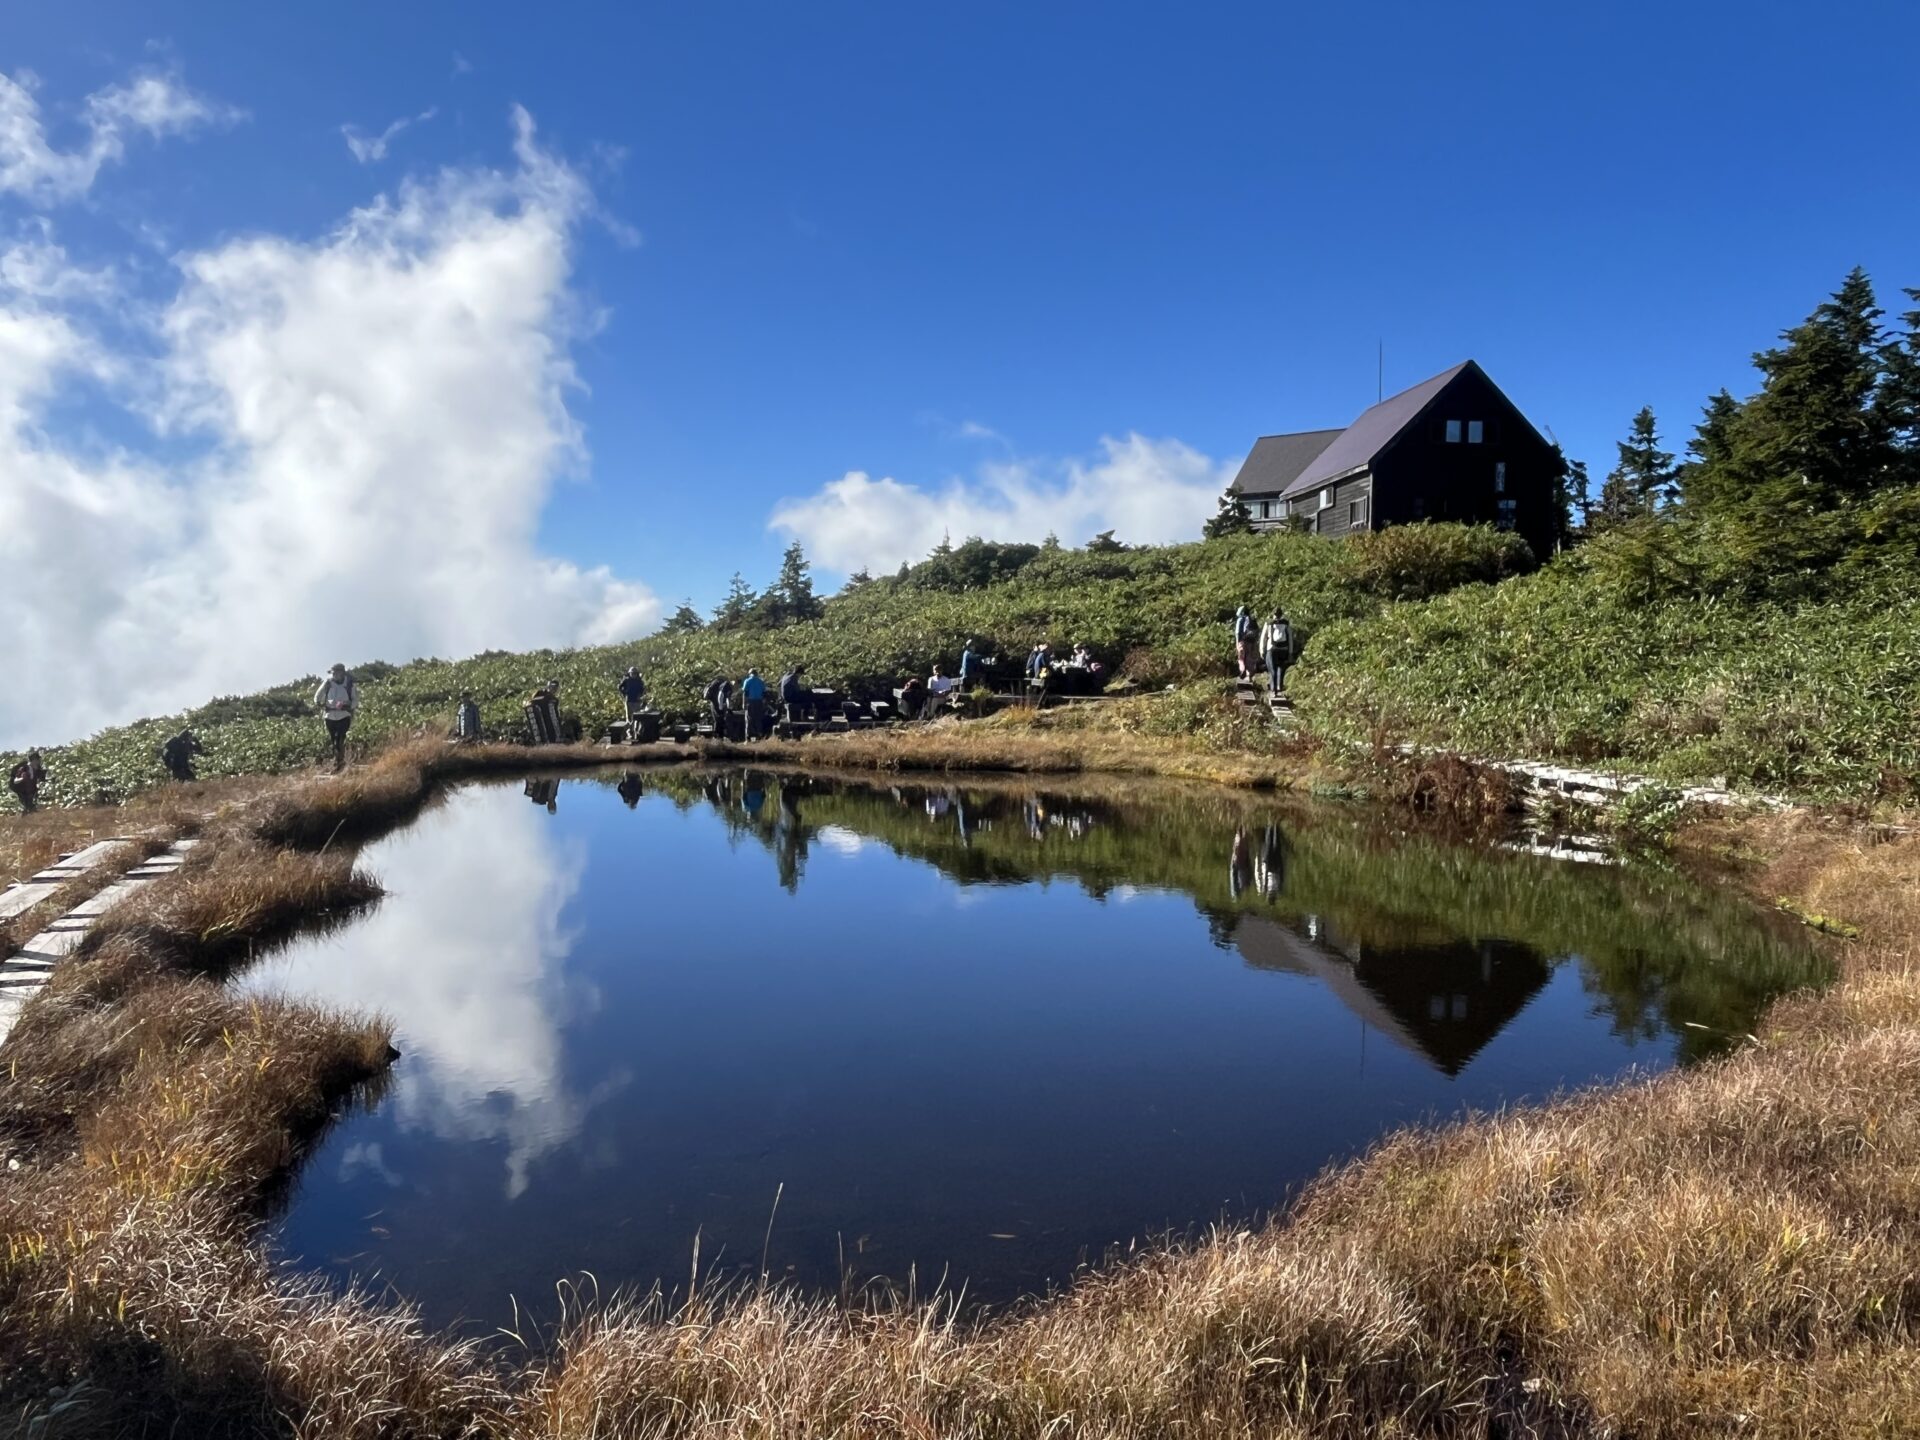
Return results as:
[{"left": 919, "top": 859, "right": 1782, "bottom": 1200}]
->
[{"left": 313, "top": 664, "right": 358, "bottom": 771}]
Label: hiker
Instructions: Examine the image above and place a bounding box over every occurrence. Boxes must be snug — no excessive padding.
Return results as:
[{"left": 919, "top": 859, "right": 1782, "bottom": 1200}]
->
[
  {"left": 740, "top": 668, "right": 769, "bottom": 739},
  {"left": 703, "top": 674, "right": 734, "bottom": 736},
  {"left": 617, "top": 667, "right": 648, "bottom": 729},
  {"left": 8, "top": 749, "right": 46, "bottom": 813},
  {"left": 898, "top": 673, "right": 928, "bottom": 721},
  {"left": 159, "top": 728, "right": 204, "bottom": 782},
  {"left": 926, "top": 664, "right": 957, "bottom": 713},
  {"left": 1025, "top": 642, "right": 1053, "bottom": 707},
  {"left": 1259, "top": 608, "right": 1294, "bottom": 697},
  {"left": 958, "top": 638, "right": 989, "bottom": 692},
  {"left": 1232, "top": 605, "right": 1258, "bottom": 680},
  {"left": 454, "top": 692, "right": 483, "bottom": 743},
  {"left": 313, "top": 664, "right": 358, "bottom": 771},
  {"left": 779, "top": 665, "right": 810, "bottom": 724}
]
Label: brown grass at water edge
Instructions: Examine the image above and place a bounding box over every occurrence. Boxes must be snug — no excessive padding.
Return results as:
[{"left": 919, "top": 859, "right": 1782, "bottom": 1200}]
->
[
  {"left": 5, "top": 761, "right": 1920, "bottom": 1435},
  {"left": 725, "top": 711, "right": 1314, "bottom": 790}
]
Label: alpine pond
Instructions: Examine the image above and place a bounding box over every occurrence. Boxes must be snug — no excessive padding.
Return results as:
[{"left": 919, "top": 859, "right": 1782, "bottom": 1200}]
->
[{"left": 239, "top": 769, "right": 1826, "bottom": 1334}]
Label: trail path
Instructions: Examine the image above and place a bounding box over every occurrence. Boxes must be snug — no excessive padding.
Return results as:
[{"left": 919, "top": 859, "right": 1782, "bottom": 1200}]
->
[{"left": 0, "top": 838, "right": 198, "bottom": 1046}]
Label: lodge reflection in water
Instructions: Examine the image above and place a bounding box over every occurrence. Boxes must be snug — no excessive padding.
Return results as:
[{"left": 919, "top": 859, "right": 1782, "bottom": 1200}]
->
[
  {"left": 257, "top": 768, "right": 1827, "bottom": 1333},
  {"left": 594, "top": 768, "right": 1806, "bottom": 1075}
]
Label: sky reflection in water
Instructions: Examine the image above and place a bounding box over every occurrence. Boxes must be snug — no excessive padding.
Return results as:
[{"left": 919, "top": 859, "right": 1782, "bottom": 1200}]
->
[{"left": 241, "top": 770, "right": 1822, "bottom": 1333}]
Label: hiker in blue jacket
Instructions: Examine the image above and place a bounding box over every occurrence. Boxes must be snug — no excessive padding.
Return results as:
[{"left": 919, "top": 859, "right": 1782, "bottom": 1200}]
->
[{"left": 740, "top": 668, "right": 769, "bottom": 739}]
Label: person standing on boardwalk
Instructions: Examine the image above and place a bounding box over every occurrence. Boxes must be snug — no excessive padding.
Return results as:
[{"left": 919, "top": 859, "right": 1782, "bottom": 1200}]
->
[
  {"left": 740, "top": 668, "right": 769, "bottom": 740},
  {"left": 313, "top": 664, "right": 358, "bottom": 771},
  {"left": 8, "top": 749, "right": 46, "bottom": 812},
  {"left": 160, "top": 728, "right": 204, "bottom": 782},
  {"left": 703, "top": 674, "right": 733, "bottom": 736},
  {"left": 958, "top": 639, "right": 988, "bottom": 692},
  {"left": 1259, "top": 608, "right": 1294, "bottom": 698},
  {"left": 1232, "top": 605, "right": 1257, "bottom": 680},
  {"left": 779, "top": 665, "right": 810, "bottom": 724},
  {"left": 618, "top": 664, "right": 648, "bottom": 733}
]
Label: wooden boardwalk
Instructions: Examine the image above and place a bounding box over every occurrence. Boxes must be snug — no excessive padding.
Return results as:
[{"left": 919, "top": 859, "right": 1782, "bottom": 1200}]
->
[{"left": 0, "top": 838, "right": 197, "bottom": 1047}]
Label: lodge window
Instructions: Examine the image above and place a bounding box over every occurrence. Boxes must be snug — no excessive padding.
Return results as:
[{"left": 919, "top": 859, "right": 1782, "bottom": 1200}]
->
[
  {"left": 1444, "top": 419, "right": 1462, "bottom": 443},
  {"left": 1497, "top": 498, "right": 1517, "bottom": 531},
  {"left": 1318, "top": 488, "right": 1334, "bottom": 511},
  {"left": 1348, "top": 499, "right": 1363, "bottom": 529},
  {"left": 1467, "top": 420, "right": 1484, "bottom": 444},
  {"left": 1494, "top": 462, "right": 1506, "bottom": 494}
]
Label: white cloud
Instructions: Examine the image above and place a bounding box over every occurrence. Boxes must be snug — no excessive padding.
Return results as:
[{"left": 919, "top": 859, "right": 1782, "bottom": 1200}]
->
[
  {"left": 0, "top": 220, "right": 115, "bottom": 303},
  {"left": 341, "top": 107, "right": 437, "bottom": 164},
  {"left": 768, "top": 434, "right": 1236, "bottom": 575},
  {"left": 0, "top": 67, "right": 238, "bottom": 203},
  {"left": 0, "top": 103, "right": 658, "bottom": 749}
]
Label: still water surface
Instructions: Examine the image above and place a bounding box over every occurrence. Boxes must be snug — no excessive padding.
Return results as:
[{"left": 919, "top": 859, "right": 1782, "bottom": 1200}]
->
[{"left": 242, "top": 769, "right": 1823, "bottom": 1332}]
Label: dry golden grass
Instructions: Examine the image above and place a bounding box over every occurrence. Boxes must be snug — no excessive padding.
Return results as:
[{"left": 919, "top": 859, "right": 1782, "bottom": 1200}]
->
[
  {"left": 3, "top": 750, "right": 1918, "bottom": 1437},
  {"left": 742, "top": 709, "right": 1312, "bottom": 791}
]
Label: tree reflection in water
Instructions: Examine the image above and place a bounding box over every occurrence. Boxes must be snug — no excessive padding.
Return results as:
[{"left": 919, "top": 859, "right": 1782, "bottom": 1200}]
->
[{"left": 650, "top": 768, "right": 1825, "bottom": 1069}]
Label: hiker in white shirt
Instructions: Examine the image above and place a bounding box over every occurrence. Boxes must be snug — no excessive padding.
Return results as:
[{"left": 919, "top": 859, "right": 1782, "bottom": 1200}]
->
[
  {"left": 926, "top": 664, "right": 958, "bottom": 713},
  {"left": 313, "top": 663, "right": 358, "bottom": 771}
]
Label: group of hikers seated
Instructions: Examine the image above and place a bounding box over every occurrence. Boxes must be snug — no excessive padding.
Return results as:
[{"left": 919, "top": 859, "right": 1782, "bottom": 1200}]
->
[{"left": 1021, "top": 641, "right": 1108, "bottom": 702}]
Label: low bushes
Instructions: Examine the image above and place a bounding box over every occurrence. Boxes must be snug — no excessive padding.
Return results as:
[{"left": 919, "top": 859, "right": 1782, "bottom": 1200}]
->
[
  {"left": 12, "top": 525, "right": 1523, "bottom": 809},
  {"left": 1292, "top": 544, "right": 1920, "bottom": 796}
]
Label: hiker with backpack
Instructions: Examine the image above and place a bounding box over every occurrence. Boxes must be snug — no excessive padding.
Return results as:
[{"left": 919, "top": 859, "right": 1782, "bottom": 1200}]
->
[
  {"left": 313, "top": 664, "right": 358, "bottom": 771},
  {"left": 704, "top": 674, "right": 734, "bottom": 737},
  {"left": 8, "top": 749, "right": 46, "bottom": 812},
  {"left": 1259, "top": 608, "right": 1295, "bottom": 698},
  {"left": 779, "top": 665, "right": 811, "bottom": 725},
  {"left": 160, "top": 728, "right": 204, "bottom": 782},
  {"left": 1232, "top": 605, "right": 1258, "bottom": 680},
  {"left": 617, "top": 666, "right": 648, "bottom": 729}
]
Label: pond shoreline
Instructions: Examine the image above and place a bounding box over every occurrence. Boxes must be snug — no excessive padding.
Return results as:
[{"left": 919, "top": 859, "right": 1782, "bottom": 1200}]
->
[{"left": 0, "top": 737, "right": 1912, "bottom": 1436}]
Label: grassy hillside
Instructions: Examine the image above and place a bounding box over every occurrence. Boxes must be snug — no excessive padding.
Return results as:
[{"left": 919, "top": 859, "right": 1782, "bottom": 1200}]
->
[
  {"left": 12, "top": 510, "right": 1920, "bottom": 809},
  {"left": 1293, "top": 533, "right": 1920, "bottom": 798},
  {"left": 9, "top": 526, "right": 1529, "bottom": 809}
]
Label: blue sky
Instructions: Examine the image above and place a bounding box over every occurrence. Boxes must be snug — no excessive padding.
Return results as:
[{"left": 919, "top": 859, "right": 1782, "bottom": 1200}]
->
[{"left": 3, "top": 1, "right": 1917, "bottom": 742}]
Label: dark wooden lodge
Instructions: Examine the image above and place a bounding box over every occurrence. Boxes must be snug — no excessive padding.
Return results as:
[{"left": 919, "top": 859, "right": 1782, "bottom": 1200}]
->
[{"left": 1229, "top": 360, "right": 1560, "bottom": 558}]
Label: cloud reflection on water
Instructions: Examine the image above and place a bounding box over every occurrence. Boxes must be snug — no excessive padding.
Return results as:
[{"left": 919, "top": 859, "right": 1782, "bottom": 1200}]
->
[{"left": 243, "top": 786, "right": 605, "bottom": 1199}]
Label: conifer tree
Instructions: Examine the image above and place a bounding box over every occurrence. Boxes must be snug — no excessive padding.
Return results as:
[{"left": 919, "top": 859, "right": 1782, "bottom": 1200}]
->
[
  {"left": 711, "top": 572, "right": 759, "bottom": 630},
  {"left": 770, "top": 540, "right": 822, "bottom": 623},
  {"left": 662, "top": 599, "right": 704, "bottom": 632},
  {"left": 1733, "top": 267, "right": 1891, "bottom": 516},
  {"left": 1590, "top": 408, "right": 1672, "bottom": 530},
  {"left": 1203, "top": 487, "right": 1254, "bottom": 539}
]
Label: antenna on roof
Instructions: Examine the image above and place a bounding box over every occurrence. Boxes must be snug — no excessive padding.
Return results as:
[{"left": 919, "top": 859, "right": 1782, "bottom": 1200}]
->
[{"left": 1376, "top": 340, "right": 1383, "bottom": 403}]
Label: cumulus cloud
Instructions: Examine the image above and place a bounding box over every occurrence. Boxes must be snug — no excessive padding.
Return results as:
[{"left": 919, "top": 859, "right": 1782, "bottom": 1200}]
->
[
  {"left": 768, "top": 434, "right": 1236, "bottom": 575},
  {"left": 341, "top": 107, "right": 437, "bottom": 164},
  {"left": 0, "top": 99, "right": 658, "bottom": 749},
  {"left": 0, "top": 67, "right": 238, "bottom": 203}
]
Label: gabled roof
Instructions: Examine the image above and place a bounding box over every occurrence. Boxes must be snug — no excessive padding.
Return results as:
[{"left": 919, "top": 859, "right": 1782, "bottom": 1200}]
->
[
  {"left": 1228, "top": 428, "right": 1343, "bottom": 498},
  {"left": 1279, "top": 360, "right": 1473, "bottom": 500}
]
